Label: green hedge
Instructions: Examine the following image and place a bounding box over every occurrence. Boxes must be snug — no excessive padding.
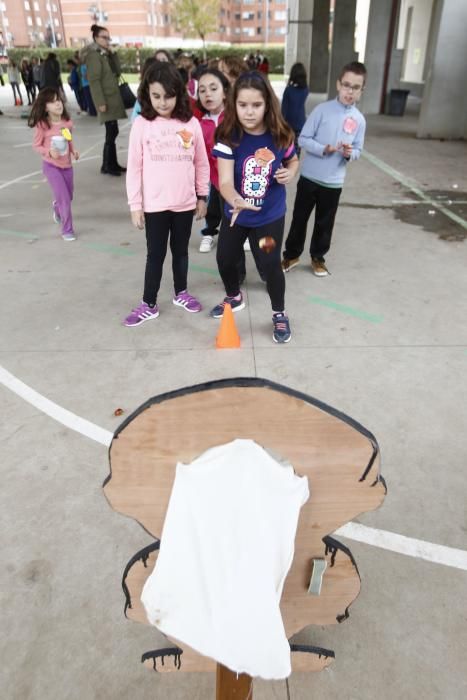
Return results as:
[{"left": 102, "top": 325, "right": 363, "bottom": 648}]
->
[{"left": 6, "top": 45, "right": 285, "bottom": 74}]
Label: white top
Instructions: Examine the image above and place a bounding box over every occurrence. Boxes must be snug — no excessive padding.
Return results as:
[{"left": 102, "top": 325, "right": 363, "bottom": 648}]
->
[{"left": 141, "top": 439, "right": 309, "bottom": 679}]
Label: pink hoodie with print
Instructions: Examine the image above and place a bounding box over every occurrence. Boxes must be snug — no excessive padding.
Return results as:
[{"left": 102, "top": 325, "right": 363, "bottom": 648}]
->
[{"left": 126, "top": 115, "right": 210, "bottom": 213}]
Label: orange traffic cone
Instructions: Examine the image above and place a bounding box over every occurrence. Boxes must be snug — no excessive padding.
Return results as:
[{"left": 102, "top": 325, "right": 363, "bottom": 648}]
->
[{"left": 216, "top": 302, "right": 241, "bottom": 349}]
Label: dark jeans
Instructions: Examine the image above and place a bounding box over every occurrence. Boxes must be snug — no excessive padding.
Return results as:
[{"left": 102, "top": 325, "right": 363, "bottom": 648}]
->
[
  {"left": 201, "top": 184, "right": 223, "bottom": 237},
  {"left": 284, "top": 176, "right": 342, "bottom": 262},
  {"left": 143, "top": 210, "right": 194, "bottom": 306},
  {"left": 82, "top": 85, "right": 97, "bottom": 116},
  {"left": 217, "top": 216, "right": 286, "bottom": 312},
  {"left": 104, "top": 120, "right": 119, "bottom": 146}
]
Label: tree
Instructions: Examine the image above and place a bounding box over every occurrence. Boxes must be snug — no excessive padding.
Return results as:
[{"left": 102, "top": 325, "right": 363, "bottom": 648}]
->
[{"left": 172, "top": 0, "right": 220, "bottom": 58}]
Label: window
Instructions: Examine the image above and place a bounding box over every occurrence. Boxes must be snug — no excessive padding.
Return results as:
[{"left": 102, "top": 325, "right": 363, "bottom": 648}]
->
[
  {"left": 36, "top": 17, "right": 42, "bottom": 26},
  {"left": 27, "top": 16, "right": 33, "bottom": 26},
  {"left": 34, "top": 1, "right": 39, "bottom": 10},
  {"left": 275, "top": 26, "right": 286, "bottom": 35},
  {"left": 242, "top": 27, "right": 255, "bottom": 36},
  {"left": 54, "top": 18, "right": 58, "bottom": 26},
  {"left": 242, "top": 12, "right": 254, "bottom": 20},
  {"left": 257, "top": 27, "right": 261, "bottom": 35},
  {"left": 275, "top": 11, "right": 287, "bottom": 21},
  {"left": 234, "top": 13, "right": 240, "bottom": 20},
  {"left": 24, "top": 1, "right": 31, "bottom": 9}
]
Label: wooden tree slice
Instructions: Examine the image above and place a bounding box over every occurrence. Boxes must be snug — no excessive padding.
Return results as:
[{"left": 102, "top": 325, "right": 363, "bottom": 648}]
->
[{"left": 105, "top": 379, "right": 386, "bottom": 674}]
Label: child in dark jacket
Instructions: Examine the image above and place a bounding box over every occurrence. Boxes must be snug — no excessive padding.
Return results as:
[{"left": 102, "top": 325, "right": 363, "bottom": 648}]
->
[{"left": 281, "top": 63, "right": 309, "bottom": 157}]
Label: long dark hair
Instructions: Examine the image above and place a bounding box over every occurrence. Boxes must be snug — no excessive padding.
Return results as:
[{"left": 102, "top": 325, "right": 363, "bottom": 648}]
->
[
  {"left": 289, "top": 62, "right": 308, "bottom": 89},
  {"left": 138, "top": 62, "right": 192, "bottom": 122},
  {"left": 28, "top": 88, "right": 70, "bottom": 128},
  {"left": 196, "top": 67, "right": 230, "bottom": 114},
  {"left": 216, "top": 71, "right": 294, "bottom": 149}
]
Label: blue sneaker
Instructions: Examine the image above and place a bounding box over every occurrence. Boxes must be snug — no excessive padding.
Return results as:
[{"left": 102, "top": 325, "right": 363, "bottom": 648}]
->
[
  {"left": 272, "top": 313, "right": 291, "bottom": 343},
  {"left": 210, "top": 293, "right": 245, "bottom": 318}
]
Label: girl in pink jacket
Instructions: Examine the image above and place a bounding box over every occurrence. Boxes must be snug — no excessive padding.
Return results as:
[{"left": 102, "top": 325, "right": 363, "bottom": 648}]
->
[
  {"left": 29, "top": 88, "right": 80, "bottom": 241},
  {"left": 196, "top": 68, "right": 229, "bottom": 253},
  {"left": 124, "top": 62, "right": 210, "bottom": 327}
]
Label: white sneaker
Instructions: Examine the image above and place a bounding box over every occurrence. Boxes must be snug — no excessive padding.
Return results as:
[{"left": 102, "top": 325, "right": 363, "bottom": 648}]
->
[
  {"left": 243, "top": 239, "right": 251, "bottom": 252},
  {"left": 199, "top": 235, "right": 215, "bottom": 253}
]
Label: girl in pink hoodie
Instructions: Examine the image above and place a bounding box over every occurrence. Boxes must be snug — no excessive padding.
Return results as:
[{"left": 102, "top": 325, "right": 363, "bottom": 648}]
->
[
  {"left": 124, "top": 62, "right": 210, "bottom": 327},
  {"left": 29, "top": 88, "right": 80, "bottom": 241}
]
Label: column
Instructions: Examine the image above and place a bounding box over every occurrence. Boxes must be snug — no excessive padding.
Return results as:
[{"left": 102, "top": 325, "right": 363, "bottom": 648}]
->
[
  {"left": 310, "top": 0, "right": 330, "bottom": 92},
  {"left": 418, "top": 0, "right": 467, "bottom": 139},
  {"left": 328, "top": 0, "right": 358, "bottom": 98},
  {"left": 359, "top": 0, "right": 398, "bottom": 115}
]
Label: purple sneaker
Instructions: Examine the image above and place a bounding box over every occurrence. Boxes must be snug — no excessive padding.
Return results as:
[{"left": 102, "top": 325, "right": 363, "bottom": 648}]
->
[
  {"left": 173, "top": 290, "right": 202, "bottom": 313},
  {"left": 124, "top": 301, "right": 159, "bottom": 327}
]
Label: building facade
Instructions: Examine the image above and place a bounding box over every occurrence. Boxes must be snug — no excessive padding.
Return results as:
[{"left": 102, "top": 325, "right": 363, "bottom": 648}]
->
[
  {"left": 0, "top": 1, "right": 65, "bottom": 49},
  {"left": 1, "top": 0, "right": 288, "bottom": 49}
]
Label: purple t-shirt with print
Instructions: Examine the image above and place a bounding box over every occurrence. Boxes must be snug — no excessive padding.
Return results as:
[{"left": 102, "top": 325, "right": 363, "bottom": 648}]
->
[{"left": 213, "top": 131, "right": 295, "bottom": 227}]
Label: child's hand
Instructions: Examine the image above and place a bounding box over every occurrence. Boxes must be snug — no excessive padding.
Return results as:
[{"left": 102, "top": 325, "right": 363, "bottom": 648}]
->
[
  {"left": 229, "top": 197, "right": 261, "bottom": 227},
  {"left": 341, "top": 143, "right": 352, "bottom": 158},
  {"left": 324, "top": 144, "right": 339, "bottom": 155},
  {"left": 195, "top": 200, "right": 207, "bottom": 220},
  {"left": 49, "top": 148, "right": 60, "bottom": 159},
  {"left": 98, "top": 104, "right": 107, "bottom": 113},
  {"left": 274, "top": 167, "right": 293, "bottom": 185},
  {"left": 73, "top": 151, "right": 80, "bottom": 161},
  {"left": 131, "top": 210, "right": 145, "bottom": 230}
]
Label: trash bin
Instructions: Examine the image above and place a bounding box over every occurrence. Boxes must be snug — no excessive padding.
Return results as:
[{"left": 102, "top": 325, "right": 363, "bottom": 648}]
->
[{"left": 387, "top": 89, "right": 410, "bottom": 116}]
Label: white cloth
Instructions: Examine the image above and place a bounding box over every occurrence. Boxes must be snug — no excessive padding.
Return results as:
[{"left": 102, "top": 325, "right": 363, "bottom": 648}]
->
[{"left": 141, "top": 439, "right": 309, "bottom": 679}]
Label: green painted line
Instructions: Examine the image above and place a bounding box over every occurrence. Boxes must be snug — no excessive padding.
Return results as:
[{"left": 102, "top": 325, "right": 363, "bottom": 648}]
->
[
  {"left": 308, "top": 296, "right": 383, "bottom": 323},
  {"left": 363, "top": 151, "right": 467, "bottom": 231},
  {"left": 82, "top": 242, "right": 136, "bottom": 256},
  {"left": 189, "top": 263, "right": 219, "bottom": 277},
  {"left": 0, "top": 228, "right": 39, "bottom": 240}
]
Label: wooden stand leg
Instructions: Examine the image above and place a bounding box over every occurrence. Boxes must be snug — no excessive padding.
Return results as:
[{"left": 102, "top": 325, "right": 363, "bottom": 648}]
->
[{"left": 216, "top": 663, "right": 253, "bottom": 700}]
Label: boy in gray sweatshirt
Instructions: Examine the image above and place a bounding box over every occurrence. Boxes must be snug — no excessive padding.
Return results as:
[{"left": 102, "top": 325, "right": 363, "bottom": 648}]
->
[{"left": 282, "top": 61, "right": 366, "bottom": 276}]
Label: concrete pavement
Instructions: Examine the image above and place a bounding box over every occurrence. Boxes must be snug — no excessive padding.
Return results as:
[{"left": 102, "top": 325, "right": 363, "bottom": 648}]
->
[{"left": 1, "top": 82, "right": 466, "bottom": 700}]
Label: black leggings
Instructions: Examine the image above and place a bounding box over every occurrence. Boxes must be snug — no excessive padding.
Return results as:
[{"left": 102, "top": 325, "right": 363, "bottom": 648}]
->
[
  {"left": 217, "top": 216, "right": 286, "bottom": 312},
  {"left": 104, "top": 120, "right": 119, "bottom": 146},
  {"left": 143, "top": 210, "right": 194, "bottom": 306}
]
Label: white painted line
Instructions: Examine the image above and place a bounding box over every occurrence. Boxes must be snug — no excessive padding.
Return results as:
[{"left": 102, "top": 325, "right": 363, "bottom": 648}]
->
[
  {"left": 13, "top": 142, "right": 33, "bottom": 149},
  {"left": 0, "top": 213, "right": 13, "bottom": 218},
  {"left": 0, "top": 153, "right": 110, "bottom": 191},
  {"left": 1, "top": 362, "right": 466, "bottom": 571},
  {"left": 335, "top": 522, "right": 467, "bottom": 571},
  {"left": 0, "top": 168, "right": 42, "bottom": 191},
  {"left": 0, "top": 365, "right": 112, "bottom": 447}
]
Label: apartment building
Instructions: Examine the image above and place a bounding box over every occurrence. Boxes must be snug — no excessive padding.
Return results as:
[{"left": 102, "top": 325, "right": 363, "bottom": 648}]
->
[
  {"left": 1, "top": 0, "right": 288, "bottom": 49},
  {"left": 0, "top": 1, "right": 65, "bottom": 49}
]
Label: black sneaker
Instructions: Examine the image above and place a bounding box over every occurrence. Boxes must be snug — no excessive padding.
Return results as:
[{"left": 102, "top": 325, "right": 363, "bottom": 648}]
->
[
  {"left": 272, "top": 313, "right": 291, "bottom": 343},
  {"left": 210, "top": 294, "right": 245, "bottom": 318}
]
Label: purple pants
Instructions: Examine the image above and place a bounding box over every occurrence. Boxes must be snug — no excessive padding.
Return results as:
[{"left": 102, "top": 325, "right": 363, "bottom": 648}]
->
[{"left": 43, "top": 161, "right": 74, "bottom": 235}]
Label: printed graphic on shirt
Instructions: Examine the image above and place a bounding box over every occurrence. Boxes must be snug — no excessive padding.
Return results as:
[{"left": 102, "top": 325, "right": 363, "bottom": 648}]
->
[
  {"left": 241, "top": 147, "right": 275, "bottom": 204},
  {"left": 342, "top": 117, "right": 358, "bottom": 135},
  {"left": 61, "top": 127, "right": 72, "bottom": 141},
  {"left": 146, "top": 126, "right": 194, "bottom": 162},
  {"left": 177, "top": 129, "right": 194, "bottom": 149}
]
